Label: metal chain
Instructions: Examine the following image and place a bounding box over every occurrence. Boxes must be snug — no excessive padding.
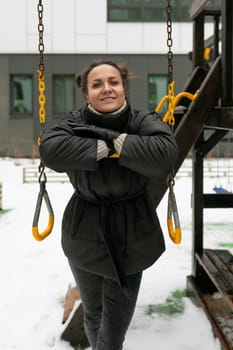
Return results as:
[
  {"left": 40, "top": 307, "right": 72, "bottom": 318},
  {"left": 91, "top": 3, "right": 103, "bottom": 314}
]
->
[
  {"left": 166, "top": 2, "right": 177, "bottom": 200},
  {"left": 37, "top": 0, "right": 46, "bottom": 172},
  {"left": 166, "top": 1, "right": 173, "bottom": 84},
  {"left": 33, "top": 0, "right": 55, "bottom": 242},
  {"left": 38, "top": 0, "right": 45, "bottom": 74},
  {"left": 37, "top": 0, "right": 46, "bottom": 135}
]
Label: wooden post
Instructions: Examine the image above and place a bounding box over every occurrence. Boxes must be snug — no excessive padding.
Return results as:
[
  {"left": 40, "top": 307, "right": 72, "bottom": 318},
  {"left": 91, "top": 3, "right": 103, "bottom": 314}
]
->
[
  {"left": 61, "top": 285, "right": 89, "bottom": 348},
  {"left": 62, "top": 285, "right": 81, "bottom": 324},
  {"left": 221, "top": 0, "right": 233, "bottom": 105}
]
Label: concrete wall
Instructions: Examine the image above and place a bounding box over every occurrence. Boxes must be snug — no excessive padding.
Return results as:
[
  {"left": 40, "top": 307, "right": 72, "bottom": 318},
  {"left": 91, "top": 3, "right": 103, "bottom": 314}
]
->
[
  {"left": 0, "top": 0, "right": 214, "bottom": 55},
  {"left": 0, "top": 0, "right": 217, "bottom": 157},
  {"left": 0, "top": 53, "right": 192, "bottom": 157}
]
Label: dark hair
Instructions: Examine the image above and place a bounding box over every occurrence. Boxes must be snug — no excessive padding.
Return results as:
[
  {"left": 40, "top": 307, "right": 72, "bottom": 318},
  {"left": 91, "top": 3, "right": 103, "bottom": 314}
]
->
[{"left": 75, "top": 60, "right": 130, "bottom": 95}]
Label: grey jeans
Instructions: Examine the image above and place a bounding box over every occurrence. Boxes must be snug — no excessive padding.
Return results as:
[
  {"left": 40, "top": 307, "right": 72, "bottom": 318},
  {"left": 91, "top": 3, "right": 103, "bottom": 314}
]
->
[{"left": 69, "top": 261, "right": 142, "bottom": 350}]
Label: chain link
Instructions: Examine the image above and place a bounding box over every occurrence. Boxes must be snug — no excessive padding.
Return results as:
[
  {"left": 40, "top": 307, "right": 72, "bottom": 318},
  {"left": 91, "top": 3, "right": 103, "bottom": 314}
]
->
[
  {"left": 38, "top": 0, "right": 44, "bottom": 74},
  {"left": 37, "top": 0, "right": 46, "bottom": 147},
  {"left": 33, "top": 0, "right": 55, "bottom": 242},
  {"left": 166, "top": 1, "right": 173, "bottom": 84}
]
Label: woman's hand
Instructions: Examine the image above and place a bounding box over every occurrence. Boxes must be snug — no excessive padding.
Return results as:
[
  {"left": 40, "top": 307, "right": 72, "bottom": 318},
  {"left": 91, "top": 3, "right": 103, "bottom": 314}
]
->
[{"left": 68, "top": 121, "right": 120, "bottom": 149}]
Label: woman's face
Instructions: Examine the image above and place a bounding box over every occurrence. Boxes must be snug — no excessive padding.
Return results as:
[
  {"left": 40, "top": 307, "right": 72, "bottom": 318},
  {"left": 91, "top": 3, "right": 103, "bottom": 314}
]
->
[{"left": 85, "top": 64, "right": 126, "bottom": 113}]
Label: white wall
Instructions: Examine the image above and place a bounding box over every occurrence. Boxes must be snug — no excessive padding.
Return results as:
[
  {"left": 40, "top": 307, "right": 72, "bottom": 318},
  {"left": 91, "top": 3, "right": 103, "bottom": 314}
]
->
[{"left": 0, "top": 0, "right": 213, "bottom": 54}]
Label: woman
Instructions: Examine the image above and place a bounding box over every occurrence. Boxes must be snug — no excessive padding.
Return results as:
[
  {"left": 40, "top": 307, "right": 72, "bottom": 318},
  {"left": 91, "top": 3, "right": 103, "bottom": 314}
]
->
[{"left": 39, "top": 60, "right": 179, "bottom": 350}]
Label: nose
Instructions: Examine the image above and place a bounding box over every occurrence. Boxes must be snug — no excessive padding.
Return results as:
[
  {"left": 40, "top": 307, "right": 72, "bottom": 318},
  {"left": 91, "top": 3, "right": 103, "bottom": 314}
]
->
[{"left": 103, "top": 82, "right": 112, "bottom": 92}]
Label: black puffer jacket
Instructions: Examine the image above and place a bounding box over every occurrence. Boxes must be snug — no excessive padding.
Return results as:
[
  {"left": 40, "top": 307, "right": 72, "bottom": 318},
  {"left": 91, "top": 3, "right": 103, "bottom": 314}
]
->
[{"left": 39, "top": 103, "right": 179, "bottom": 289}]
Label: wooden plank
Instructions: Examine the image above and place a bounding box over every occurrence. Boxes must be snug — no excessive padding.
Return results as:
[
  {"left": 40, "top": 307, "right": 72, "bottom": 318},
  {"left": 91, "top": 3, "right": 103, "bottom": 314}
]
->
[
  {"left": 61, "top": 303, "right": 89, "bottom": 348},
  {"left": 196, "top": 251, "right": 219, "bottom": 275},
  {"left": 189, "top": 0, "right": 210, "bottom": 19},
  {"left": 205, "top": 250, "right": 233, "bottom": 292},
  {"left": 196, "top": 249, "right": 233, "bottom": 309},
  {"left": 203, "top": 294, "right": 233, "bottom": 350},
  {"left": 187, "top": 275, "right": 233, "bottom": 350},
  {"left": 196, "top": 252, "right": 232, "bottom": 294},
  {"left": 217, "top": 250, "right": 233, "bottom": 273},
  {"left": 62, "top": 286, "right": 81, "bottom": 324},
  {"left": 206, "top": 249, "right": 233, "bottom": 264}
]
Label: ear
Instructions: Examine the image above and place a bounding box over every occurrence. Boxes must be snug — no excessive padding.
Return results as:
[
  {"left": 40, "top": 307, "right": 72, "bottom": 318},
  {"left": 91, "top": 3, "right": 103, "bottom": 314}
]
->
[{"left": 84, "top": 94, "right": 89, "bottom": 103}]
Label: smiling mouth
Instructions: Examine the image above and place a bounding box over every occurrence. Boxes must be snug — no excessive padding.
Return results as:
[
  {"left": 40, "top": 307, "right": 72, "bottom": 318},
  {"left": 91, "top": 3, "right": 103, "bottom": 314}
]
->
[{"left": 101, "top": 97, "right": 116, "bottom": 101}]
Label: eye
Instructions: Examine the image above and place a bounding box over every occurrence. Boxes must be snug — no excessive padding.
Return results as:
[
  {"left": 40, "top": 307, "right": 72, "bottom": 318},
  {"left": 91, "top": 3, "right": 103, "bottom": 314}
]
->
[
  {"left": 110, "top": 80, "right": 119, "bottom": 85},
  {"left": 92, "top": 82, "right": 102, "bottom": 88}
]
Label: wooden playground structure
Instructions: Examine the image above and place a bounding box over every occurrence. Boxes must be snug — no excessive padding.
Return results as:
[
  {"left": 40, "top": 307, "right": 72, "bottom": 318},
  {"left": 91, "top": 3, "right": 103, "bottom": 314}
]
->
[
  {"left": 131, "top": 0, "right": 233, "bottom": 348},
  {"left": 187, "top": 2, "right": 233, "bottom": 349},
  {"left": 153, "top": 1, "right": 233, "bottom": 348}
]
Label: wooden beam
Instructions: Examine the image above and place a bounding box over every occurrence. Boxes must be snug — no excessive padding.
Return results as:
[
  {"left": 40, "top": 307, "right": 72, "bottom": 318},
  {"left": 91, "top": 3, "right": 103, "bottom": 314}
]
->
[
  {"left": 189, "top": 0, "right": 210, "bottom": 19},
  {"left": 175, "top": 56, "right": 221, "bottom": 171},
  {"left": 149, "top": 57, "right": 221, "bottom": 207},
  {"left": 198, "top": 129, "right": 228, "bottom": 157},
  {"left": 179, "top": 66, "right": 208, "bottom": 108},
  {"left": 221, "top": 0, "right": 233, "bottom": 105},
  {"left": 192, "top": 135, "right": 205, "bottom": 269},
  {"left": 205, "top": 107, "right": 233, "bottom": 130},
  {"left": 192, "top": 12, "right": 205, "bottom": 68},
  {"left": 203, "top": 194, "right": 233, "bottom": 208},
  {"left": 204, "top": 29, "right": 221, "bottom": 48}
]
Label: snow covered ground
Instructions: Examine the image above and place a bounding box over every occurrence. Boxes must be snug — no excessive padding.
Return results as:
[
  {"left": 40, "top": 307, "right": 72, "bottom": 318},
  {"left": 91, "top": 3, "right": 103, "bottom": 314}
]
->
[{"left": 0, "top": 157, "right": 232, "bottom": 350}]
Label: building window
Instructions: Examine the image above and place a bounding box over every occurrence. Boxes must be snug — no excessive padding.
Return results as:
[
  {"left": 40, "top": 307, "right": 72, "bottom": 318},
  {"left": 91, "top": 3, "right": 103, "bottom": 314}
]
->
[
  {"left": 53, "top": 75, "right": 75, "bottom": 114},
  {"left": 108, "top": 0, "right": 221, "bottom": 22},
  {"left": 10, "top": 75, "right": 33, "bottom": 114},
  {"left": 148, "top": 75, "right": 167, "bottom": 112}
]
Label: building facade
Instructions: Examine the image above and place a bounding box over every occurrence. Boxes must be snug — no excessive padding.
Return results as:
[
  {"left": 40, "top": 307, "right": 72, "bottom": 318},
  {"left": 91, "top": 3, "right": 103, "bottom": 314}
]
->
[{"left": 0, "top": 0, "right": 219, "bottom": 157}]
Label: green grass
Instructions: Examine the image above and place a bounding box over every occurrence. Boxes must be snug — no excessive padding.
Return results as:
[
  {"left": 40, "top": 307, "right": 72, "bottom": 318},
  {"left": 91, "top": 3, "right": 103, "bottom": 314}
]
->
[
  {"left": 0, "top": 209, "right": 11, "bottom": 216},
  {"left": 205, "top": 222, "right": 233, "bottom": 230},
  {"left": 58, "top": 295, "right": 65, "bottom": 307},
  {"left": 145, "top": 289, "right": 186, "bottom": 317},
  {"left": 218, "top": 242, "right": 233, "bottom": 248},
  {"left": 73, "top": 341, "right": 90, "bottom": 350}
]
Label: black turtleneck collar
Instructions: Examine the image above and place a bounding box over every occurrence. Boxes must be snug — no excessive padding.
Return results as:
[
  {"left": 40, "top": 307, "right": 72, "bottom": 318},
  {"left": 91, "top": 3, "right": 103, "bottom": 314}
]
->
[{"left": 83, "top": 102, "right": 131, "bottom": 132}]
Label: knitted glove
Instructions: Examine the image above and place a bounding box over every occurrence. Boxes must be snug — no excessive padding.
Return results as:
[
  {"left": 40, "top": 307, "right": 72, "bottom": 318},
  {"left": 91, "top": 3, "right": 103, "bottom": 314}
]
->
[
  {"left": 113, "top": 133, "right": 128, "bottom": 155},
  {"left": 97, "top": 140, "right": 109, "bottom": 161}
]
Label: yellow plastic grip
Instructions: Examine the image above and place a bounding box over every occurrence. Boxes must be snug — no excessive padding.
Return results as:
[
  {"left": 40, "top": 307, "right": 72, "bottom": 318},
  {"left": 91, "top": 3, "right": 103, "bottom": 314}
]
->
[
  {"left": 167, "top": 218, "right": 182, "bottom": 245},
  {"left": 155, "top": 80, "right": 198, "bottom": 126},
  {"left": 167, "top": 180, "right": 182, "bottom": 245},
  {"left": 108, "top": 152, "right": 120, "bottom": 158},
  {"left": 32, "top": 215, "right": 54, "bottom": 241},
  {"left": 32, "top": 180, "right": 54, "bottom": 241}
]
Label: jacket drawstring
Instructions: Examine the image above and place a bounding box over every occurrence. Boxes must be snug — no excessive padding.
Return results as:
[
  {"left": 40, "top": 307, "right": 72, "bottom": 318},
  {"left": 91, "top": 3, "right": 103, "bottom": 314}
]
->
[
  {"left": 78, "top": 190, "right": 145, "bottom": 293},
  {"left": 100, "top": 200, "right": 126, "bottom": 292}
]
